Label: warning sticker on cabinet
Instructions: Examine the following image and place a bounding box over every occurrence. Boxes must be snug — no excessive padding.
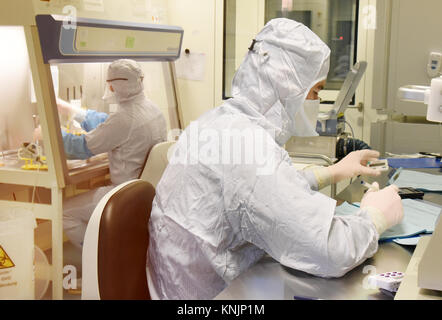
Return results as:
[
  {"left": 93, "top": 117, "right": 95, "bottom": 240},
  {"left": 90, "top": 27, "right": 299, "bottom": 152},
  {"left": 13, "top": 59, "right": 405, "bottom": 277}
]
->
[{"left": 0, "top": 246, "right": 15, "bottom": 269}]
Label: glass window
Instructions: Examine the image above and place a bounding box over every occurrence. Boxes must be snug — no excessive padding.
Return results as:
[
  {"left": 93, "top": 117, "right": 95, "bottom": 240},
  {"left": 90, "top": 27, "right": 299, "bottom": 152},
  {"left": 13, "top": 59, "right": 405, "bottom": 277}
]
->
[
  {"left": 223, "top": 0, "right": 359, "bottom": 102},
  {"left": 0, "top": 26, "right": 47, "bottom": 167}
]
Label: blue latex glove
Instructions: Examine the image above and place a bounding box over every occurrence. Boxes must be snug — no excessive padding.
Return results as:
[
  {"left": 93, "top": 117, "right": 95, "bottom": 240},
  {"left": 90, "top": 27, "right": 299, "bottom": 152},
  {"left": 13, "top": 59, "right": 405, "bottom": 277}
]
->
[
  {"left": 61, "top": 130, "right": 95, "bottom": 160},
  {"left": 81, "top": 110, "right": 109, "bottom": 132}
]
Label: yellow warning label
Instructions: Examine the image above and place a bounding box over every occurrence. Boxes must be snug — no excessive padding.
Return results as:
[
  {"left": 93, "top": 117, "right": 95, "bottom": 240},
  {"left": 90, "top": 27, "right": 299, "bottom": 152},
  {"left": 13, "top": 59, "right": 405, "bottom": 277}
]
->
[{"left": 0, "top": 246, "right": 14, "bottom": 269}]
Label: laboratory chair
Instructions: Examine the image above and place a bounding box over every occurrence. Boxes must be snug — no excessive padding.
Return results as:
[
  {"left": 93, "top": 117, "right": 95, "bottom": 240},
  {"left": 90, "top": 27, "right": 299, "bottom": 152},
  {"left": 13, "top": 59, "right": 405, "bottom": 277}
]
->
[
  {"left": 81, "top": 179, "right": 155, "bottom": 300},
  {"left": 139, "top": 141, "right": 176, "bottom": 188}
]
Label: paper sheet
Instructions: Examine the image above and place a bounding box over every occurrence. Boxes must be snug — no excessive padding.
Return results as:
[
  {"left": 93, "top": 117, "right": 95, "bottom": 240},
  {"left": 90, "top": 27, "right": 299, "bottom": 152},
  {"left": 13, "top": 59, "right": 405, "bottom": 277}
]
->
[
  {"left": 393, "top": 170, "right": 442, "bottom": 192},
  {"left": 335, "top": 200, "right": 441, "bottom": 241},
  {"left": 392, "top": 237, "right": 421, "bottom": 246},
  {"left": 334, "top": 202, "right": 361, "bottom": 216},
  {"left": 175, "top": 52, "right": 206, "bottom": 81}
]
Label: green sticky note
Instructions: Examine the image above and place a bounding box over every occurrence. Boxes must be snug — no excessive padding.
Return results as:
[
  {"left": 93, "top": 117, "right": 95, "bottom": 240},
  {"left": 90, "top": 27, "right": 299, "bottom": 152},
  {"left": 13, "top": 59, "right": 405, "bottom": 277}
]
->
[
  {"left": 80, "top": 41, "right": 87, "bottom": 48},
  {"left": 126, "top": 36, "right": 135, "bottom": 49}
]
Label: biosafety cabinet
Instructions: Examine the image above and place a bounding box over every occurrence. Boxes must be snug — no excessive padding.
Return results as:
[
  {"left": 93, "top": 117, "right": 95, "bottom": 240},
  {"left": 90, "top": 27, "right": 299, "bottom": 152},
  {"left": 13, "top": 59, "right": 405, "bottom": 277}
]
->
[{"left": 0, "top": 0, "right": 183, "bottom": 299}]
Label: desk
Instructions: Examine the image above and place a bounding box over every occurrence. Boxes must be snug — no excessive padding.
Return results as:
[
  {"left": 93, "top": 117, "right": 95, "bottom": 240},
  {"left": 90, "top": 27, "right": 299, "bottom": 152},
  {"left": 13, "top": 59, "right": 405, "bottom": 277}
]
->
[
  {"left": 216, "top": 243, "right": 412, "bottom": 300},
  {"left": 216, "top": 168, "right": 442, "bottom": 301},
  {"left": 66, "top": 155, "right": 110, "bottom": 186}
]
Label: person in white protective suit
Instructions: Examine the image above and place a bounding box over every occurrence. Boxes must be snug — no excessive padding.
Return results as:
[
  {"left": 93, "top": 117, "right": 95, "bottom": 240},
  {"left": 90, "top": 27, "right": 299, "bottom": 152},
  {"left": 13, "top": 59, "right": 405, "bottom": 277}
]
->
[
  {"left": 147, "top": 19, "right": 403, "bottom": 300},
  {"left": 56, "top": 59, "right": 167, "bottom": 248}
]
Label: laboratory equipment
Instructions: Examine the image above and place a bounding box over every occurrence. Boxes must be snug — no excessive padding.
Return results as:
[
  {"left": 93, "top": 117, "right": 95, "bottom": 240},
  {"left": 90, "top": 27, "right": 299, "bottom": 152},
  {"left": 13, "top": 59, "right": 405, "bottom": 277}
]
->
[
  {"left": 17, "top": 142, "right": 48, "bottom": 171},
  {"left": 0, "top": 7, "right": 183, "bottom": 300},
  {"left": 397, "top": 187, "right": 425, "bottom": 200},
  {"left": 372, "top": 57, "right": 442, "bottom": 157},
  {"left": 36, "top": 15, "right": 183, "bottom": 63},
  {"left": 398, "top": 76, "right": 442, "bottom": 123},
  {"left": 367, "top": 159, "right": 389, "bottom": 172},
  {"left": 368, "top": 271, "right": 404, "bottom": 293},
  {"left": 317, "top": 61, "right": 368, "bottom": 136},
  {"left": 427, "top": 52, "right": 442, "bottom": 79},
  {"left": 360, "top": 181, "right": 379, "bottom": 191}
]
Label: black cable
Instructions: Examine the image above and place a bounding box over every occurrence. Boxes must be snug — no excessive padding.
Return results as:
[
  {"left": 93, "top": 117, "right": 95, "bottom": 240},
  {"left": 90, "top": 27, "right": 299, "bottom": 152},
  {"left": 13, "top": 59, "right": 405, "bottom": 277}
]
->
[{"left": 336, "top": 138, "right": 371, "bottom": 161}]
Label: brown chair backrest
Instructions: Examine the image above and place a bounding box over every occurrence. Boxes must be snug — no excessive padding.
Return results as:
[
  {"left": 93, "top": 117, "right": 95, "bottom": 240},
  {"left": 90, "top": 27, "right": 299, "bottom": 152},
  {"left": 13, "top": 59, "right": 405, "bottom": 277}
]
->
[{"left": 97, "top": 180, "right": 155, "bottom": 300}]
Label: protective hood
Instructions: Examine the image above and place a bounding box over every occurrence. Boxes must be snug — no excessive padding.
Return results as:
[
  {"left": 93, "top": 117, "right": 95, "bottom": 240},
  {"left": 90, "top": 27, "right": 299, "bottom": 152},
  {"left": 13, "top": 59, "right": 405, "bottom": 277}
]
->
[
  {"left": 230, "top": 18, "right": 330, "bottom": 145},
  {"left": 105, "top": 59, "right": 145, "bottom": 104}
]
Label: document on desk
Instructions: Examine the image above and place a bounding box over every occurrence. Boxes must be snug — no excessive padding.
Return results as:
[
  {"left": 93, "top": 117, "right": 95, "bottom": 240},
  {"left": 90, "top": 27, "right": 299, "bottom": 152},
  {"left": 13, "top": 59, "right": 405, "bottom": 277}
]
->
[
  {"left": 392, "top": 237, "right": 421, "bottom": 246},
  {"left": 335, "top": 200, "right": 441, "bottom": 242},
  {"left": 393, "top": 170, "right": 442, "bottom": 192}
]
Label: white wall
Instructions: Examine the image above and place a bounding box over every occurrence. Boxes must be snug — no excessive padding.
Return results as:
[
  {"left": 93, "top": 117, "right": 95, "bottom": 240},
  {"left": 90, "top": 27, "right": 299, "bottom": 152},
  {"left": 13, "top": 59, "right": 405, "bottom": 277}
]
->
[
  {"left": 235, "top": 0, "right": 265, "bottom": 71},
  {"left": 386, "top": 0, "right": 442, "bottom": 117},
  {"left": 167, "top": 0, "right": 218, "bottom": 128}
]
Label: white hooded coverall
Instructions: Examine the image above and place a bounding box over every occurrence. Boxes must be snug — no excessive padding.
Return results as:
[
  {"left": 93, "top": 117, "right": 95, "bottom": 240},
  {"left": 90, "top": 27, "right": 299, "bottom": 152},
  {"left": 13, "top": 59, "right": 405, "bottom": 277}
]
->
[
  {"left": 148, "top": 19, "right": 380, "bottom": 300},
  {"left": 64, "top": 59, "right": 167, "bottom": 248}
]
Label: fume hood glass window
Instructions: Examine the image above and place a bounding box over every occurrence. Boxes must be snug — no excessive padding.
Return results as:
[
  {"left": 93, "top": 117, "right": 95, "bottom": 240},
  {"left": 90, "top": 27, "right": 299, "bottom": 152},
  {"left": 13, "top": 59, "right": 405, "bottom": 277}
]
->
[
  {"left": 223, "top": 0, "right": 359, "bottom": 100},
  {"left": 0, "top": 26, "right": 47, "bottom": 169}
]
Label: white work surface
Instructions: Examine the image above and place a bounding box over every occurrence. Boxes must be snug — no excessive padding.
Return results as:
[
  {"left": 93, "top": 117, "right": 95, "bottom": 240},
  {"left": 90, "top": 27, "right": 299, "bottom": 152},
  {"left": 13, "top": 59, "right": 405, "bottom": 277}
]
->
[
  {"left": 216, "top": 168, "right": 442, "bottom": 300},
  {"left": 215, "top": 242, "right": 412, "bottom": 300}
]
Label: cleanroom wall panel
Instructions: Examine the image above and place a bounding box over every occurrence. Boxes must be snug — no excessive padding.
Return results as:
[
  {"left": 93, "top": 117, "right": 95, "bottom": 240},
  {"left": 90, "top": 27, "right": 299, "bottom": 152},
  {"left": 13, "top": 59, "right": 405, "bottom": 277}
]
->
[
  {"left": 387, "top": 0, "right": 442, "bottom": 117},
  {"left": 167, "top": 0, "right": 217, "bottom": 127}
]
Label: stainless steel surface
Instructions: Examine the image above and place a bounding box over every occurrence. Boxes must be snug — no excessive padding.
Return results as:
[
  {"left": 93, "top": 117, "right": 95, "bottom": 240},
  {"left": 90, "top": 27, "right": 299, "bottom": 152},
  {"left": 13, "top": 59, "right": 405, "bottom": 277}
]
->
[
  {"left": 289, "top": 153, "right": 337, "bottom": 198},
  {"left": 288, "top": 152, "right": 335, "bottom": 166},
  {"left": 216, "top": 243, "right": 413, "bottom": 300},
  {"left": 216, "top": 167, "right": 441, "bottom": 300}
]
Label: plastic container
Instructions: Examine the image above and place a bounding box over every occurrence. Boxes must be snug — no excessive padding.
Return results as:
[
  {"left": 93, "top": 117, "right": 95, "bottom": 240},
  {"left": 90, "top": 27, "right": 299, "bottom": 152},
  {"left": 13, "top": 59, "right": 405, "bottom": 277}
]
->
[{"left": 0, "top": 207, "right": 37, "bottom": 300}]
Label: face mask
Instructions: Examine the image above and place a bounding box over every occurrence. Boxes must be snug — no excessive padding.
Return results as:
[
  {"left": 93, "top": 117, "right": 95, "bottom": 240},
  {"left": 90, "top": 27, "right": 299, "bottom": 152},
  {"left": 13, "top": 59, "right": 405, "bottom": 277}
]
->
[
  {"left": 102, "top": 83, "right": 117, "bottom": 104},
  {"left": 303, "top": 99, "right": 320, "bottom": 129},
  {"left": 293, "top": 99, "right": 320, "bottom": 137}
]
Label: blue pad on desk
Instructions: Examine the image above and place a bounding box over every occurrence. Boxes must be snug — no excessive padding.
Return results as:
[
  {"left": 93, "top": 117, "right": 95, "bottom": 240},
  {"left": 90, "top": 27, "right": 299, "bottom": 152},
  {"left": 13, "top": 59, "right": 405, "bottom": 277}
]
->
[
  {"left": 335, "top": 200, "right": 441, "bottom": 242},
  {"left": 393, "top": 170, "right": 442, "bottom": 192}
]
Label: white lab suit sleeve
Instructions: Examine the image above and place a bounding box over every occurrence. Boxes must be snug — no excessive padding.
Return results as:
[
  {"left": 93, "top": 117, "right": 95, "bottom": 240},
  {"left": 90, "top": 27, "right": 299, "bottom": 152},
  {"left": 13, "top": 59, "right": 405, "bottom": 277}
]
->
[
  {"left": 84, "top": 113, "right": 129, "bottom": 155},
  {"left": 239, "top": 152, "right": 379, "bottom": 278}
]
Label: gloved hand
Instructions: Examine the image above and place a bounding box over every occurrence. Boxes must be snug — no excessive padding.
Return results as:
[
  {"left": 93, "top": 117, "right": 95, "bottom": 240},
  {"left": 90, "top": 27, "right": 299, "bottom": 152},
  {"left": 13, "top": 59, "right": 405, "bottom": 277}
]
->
[
  {"left": 361, "top": 183, "right": 404, "bottom": 235},
  {"left": 328, "top": 150, "right": 381, "bottom": 183}
]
